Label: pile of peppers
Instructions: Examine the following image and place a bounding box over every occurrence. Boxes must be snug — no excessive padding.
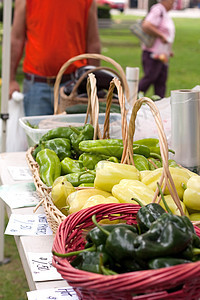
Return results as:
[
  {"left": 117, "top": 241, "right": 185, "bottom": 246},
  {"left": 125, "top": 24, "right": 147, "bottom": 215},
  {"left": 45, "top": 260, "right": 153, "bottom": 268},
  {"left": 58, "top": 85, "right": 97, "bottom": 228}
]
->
[
  {"left": 34, "top": 125, "right": 177, "bottom": 188},
  {"left": 53, "top": 184, "right": 200, "bottom": 274}
]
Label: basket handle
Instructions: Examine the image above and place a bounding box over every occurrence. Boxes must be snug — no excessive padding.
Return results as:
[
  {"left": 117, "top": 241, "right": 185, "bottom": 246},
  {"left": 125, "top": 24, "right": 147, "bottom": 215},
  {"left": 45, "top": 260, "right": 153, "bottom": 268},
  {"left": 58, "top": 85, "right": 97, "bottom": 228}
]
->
[
  {"left": 122, "top": 97, "right": 184, "bottom": 215},
  {"left": 54, "top": 53, "right": 130, "bottom": 114},
  {"left": 85, "top": 73, "right": 102, "bottom": 140},
  {"left": 102, "top": 77, "right": 128, "bottom": 161}
]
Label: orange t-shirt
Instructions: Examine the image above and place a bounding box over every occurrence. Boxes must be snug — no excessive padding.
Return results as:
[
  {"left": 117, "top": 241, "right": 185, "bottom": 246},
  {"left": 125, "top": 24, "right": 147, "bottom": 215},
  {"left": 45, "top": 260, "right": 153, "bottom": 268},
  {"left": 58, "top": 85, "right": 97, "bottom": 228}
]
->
[{"left": 23, "top": 0, "right": 93, "bottom": 76}]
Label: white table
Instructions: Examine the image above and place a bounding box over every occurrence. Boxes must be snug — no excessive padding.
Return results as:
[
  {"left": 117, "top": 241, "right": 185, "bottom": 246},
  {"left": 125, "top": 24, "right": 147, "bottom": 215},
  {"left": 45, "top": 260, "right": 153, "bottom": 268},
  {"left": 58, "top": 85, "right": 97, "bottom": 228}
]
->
[{"left": 0, "top": 152, "right": 68, "bottom": 291}]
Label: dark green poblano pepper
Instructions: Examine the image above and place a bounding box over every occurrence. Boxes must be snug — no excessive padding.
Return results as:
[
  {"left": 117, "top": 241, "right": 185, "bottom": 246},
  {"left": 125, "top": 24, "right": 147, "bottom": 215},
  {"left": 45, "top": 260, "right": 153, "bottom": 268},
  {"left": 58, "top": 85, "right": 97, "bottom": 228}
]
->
[
  {"left": 133, "top": 184, "right": 194, "bottom": 260},
  {"left": 36, "top": 149, "right": 61, "bottom": 186},
  {"left": 148, "top": 257, "right": 191, "bottom": 269},
  {"left": 53, "top": 242, "right": 114, "bottom": 275},
  {"left": 133, "top": 197, "right": 166, "bottom": 233},
  {"left": 71, "top": 249, "right": 110, "bottom": 274},
  {"left": 86, "top": 222, "right": 138, "bottom": 247},
  {"left": 133, "top": 213, "right": 194, "bottom": 260},
  {"left": 91, "top": 215, "right": 138, "bottom": 262}
]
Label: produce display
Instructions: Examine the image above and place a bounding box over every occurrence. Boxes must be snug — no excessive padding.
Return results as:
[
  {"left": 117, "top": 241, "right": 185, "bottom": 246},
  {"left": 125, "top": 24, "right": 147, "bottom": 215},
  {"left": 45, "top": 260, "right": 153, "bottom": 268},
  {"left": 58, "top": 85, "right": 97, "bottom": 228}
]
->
[
  {"left": 32, "top": 125, "right": 200, "bottom": 222},
  {"left": 52, "top": 188, "right": 200, "bottom": 274}
]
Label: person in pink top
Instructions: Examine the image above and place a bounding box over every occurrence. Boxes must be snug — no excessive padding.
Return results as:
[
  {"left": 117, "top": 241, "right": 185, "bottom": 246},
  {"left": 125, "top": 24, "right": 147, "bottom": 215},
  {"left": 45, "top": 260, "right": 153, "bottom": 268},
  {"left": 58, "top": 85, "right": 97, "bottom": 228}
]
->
[{"left": 138, "top": 0, "right": 175, "bottom": 98}]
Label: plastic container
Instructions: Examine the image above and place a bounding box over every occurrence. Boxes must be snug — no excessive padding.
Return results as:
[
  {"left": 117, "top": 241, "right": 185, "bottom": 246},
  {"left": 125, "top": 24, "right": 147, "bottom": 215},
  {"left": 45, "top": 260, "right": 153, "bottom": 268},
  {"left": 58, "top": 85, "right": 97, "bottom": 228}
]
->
[{"left": 19, "top": 113, "right": 122, "bottom": 147}]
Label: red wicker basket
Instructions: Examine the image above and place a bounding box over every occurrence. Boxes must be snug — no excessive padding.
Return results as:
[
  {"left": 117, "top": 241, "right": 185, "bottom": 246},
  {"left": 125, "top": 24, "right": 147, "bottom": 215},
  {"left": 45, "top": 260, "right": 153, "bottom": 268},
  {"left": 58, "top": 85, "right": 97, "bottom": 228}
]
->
[{"left": 52, "top": 203, "right": 200, "bottom": 300}]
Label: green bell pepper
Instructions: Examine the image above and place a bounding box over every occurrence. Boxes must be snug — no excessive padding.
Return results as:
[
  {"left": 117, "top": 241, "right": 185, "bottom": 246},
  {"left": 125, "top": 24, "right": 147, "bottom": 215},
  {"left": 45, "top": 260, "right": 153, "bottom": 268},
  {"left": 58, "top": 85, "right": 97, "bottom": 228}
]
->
[
  {"left": 40, "top": 138, "right": 71, "bottom": 161},
  {"left": 78, "top": 183, "right": 94, "bottom": 188},
  {"left": 61, "top": 157, "right": 85, "bottom": 175},
  {"left": 36, "top": 149, "right": 61, "bottom": 186},
  {"left": 79, "top": 152, "right": 118, "bottom": 170},
  {"left": 32, "top": 144, "right": 42, "bottom": 160},
  {"left": 40, "top": 127, "right": 78, "bottom": 143},
  {"left": 133, "top": 154, "right": 150, "bottom": 171},
  {"left": 133, "top": 138, "right": 175, "bottom": 156},
  {"left": 134, "top": 138, "right": 161, "bottom": 154},
  {"left": 70, "top": 124, "right": 94, "bottom": 157},
  {"left": 148, "top": 157, "right": 162, "bottom": 170},
  {"left": 168, "top": 159, "right": 180, "bottom": 168},
  {"left": 65, "top": 170, "right": 95, "bottom": 187},
  {"left": 79, "top": 139, "right": 151, "bottom": 160},
  {"left": 79, "top": 139, "right": 124, "bottom": 159}
]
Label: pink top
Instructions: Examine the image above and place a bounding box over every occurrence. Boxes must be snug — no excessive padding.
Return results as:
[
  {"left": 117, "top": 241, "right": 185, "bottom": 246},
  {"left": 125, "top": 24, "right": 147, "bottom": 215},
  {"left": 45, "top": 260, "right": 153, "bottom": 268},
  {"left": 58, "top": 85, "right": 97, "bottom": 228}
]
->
[{"left": 142, "top": 3, "right": 175, "bottom": 57}]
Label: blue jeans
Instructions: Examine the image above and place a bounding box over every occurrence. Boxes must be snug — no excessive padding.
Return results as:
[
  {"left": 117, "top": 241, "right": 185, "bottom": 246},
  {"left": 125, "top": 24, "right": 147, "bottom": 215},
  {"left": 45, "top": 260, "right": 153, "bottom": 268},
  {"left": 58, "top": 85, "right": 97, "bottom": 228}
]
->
[{"left": 23, "top": 76, "right": 71, "bottom": 116}]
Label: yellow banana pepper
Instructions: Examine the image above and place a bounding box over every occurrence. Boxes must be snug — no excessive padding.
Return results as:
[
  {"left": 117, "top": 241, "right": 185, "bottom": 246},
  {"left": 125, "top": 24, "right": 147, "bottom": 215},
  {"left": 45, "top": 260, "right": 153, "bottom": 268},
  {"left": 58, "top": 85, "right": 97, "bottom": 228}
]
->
[
  {"left": 139, "top": 170, "right": 152, "bottom": 181},
  {"left": 189, "top": 212, "right": 200, "bottom": 222},
  {"left": 181, "top": 168, "right": 199, "bottom": 178},
  {"left": 112, "top": 179, "right": 156, "bottom": 206},
  {"left": 159, "top": 194, "right": 189, "bottom": 217},
  {"left": 94, "top": 161, "right": 140, "bottom": 192},
  {"left": 51, "top": 176, "right": 75, "bottom": 216},
  {"left": 67, "top": 188, "right": 111, "bottom": 214},
  {"left": 141, "top": 167, "right": 190, "bottom": 200},
  {"left": 82, "top": 195, "right": 119, "bottom": 210},
  {"left": 183, "top": 176, "right": 200, "bottom": 210},
  {"left": 82, "top": 195, "right": 122, "bottom": 225}
]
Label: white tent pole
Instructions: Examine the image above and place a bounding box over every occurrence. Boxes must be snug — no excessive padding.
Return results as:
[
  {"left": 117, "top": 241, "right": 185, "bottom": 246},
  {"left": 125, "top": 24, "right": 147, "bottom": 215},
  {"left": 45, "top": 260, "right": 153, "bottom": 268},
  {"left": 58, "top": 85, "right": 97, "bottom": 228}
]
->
[
  {"left": 1, "top": 0, "right": 12, "bottom": 150},
  {"left": 0, "top": 0, "right": 12, "bottom": 264}
]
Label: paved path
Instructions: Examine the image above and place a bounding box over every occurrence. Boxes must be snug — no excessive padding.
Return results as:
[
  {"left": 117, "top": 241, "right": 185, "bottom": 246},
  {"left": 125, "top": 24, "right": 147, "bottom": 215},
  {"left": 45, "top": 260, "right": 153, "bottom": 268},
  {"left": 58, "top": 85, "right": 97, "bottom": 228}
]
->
[{"left": 113, "top": 7, "right": 200, "bottom": 18}]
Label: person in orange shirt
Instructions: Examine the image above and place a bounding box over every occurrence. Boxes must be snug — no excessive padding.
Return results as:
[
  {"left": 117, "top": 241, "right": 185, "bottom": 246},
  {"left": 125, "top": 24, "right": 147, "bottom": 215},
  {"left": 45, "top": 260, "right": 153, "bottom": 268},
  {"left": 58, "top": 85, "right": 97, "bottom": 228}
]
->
[{"left": 9, "top": 0, "right": 101, "bottom": 116}]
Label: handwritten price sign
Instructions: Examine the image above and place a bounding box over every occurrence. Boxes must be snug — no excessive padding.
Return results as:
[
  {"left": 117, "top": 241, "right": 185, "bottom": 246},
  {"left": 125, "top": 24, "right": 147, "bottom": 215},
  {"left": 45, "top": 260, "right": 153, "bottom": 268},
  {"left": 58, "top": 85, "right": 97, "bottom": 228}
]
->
[
  {"left": 27, "top": 286, "right": 78, "bottom": 300},
  {"left": 28, "top": 252, "right": 63, "bottom": 282},
  {"left": 5, "top": 214, "right": 53, "bottom": 236}
]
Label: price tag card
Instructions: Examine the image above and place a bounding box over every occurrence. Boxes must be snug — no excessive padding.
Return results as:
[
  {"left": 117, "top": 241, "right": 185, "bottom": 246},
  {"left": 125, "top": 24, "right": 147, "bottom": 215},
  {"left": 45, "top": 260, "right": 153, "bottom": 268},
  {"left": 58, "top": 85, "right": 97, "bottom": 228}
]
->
[
  {"left": 28, "top": 252, "right": 63, "bottom": 282},
  {"left": 7, "top": 166, "right": 33, "bottom": 181},
  {"left": 27, "top": 286, "right": 79, "bottom": 300},
  {"left": 0, "top": 182, "right": 39, "bottom": 208},
  {"left": 5, "top": 214, "right": 53, "bottom": 236}
]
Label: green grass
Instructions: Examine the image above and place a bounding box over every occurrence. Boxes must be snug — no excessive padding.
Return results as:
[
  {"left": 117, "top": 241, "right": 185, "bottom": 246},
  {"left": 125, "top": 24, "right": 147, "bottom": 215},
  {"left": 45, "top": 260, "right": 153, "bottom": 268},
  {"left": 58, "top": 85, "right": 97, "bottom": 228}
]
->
[
  {"left": 0, "top": 215, "right": 28, "bottom": 300},
  {"left": 1, "top": 14, "right": 200, "bottom": 299},
  {"left": 99, "top": 16, "right": 200, "bottom": 97}
]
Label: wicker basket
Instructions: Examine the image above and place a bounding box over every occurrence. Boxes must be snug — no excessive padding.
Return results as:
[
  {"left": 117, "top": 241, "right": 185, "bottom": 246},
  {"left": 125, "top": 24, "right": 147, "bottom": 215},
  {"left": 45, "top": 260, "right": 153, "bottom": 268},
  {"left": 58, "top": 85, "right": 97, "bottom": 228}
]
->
[
  {"left": 26, "top": 66, "right": 129, "bottom": 234},
  {"left": 51, "top": 97, "right": 200, "bottom": 299},
  {"left": 52, "top": 203, "right": 200, "bottom": 300},
  {"left": 54, "top": 53, "right": 130, "bottom": 115}
]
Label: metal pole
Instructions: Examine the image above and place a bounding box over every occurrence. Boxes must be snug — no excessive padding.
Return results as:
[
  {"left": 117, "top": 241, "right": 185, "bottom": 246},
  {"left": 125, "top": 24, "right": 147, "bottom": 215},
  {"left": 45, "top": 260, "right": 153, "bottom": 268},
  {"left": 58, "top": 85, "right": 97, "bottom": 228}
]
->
[{"left": 0, "top": 0, "right": 12, "bottom": 264}]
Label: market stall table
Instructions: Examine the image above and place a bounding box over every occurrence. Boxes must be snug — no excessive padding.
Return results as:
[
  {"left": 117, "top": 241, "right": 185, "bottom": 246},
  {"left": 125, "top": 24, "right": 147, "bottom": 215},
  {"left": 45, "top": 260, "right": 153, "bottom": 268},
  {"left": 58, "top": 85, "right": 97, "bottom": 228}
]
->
[{"left": 0, "top": 151, "right": 69, "bottom": 292}]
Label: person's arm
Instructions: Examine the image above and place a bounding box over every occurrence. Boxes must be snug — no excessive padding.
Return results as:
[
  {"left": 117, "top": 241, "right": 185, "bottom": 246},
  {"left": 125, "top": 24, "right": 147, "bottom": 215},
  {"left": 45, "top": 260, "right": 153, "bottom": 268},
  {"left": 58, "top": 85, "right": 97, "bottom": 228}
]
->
[
  {"left": 142, "top": 20, "right": 168, "bottom": 43},
  {"left": 9, "top": 0, "right": 26, "bottom": 97},
  {"left": 86, "top": 0, "right": 101, "bottom": 66}
]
